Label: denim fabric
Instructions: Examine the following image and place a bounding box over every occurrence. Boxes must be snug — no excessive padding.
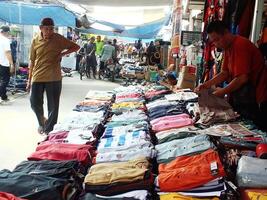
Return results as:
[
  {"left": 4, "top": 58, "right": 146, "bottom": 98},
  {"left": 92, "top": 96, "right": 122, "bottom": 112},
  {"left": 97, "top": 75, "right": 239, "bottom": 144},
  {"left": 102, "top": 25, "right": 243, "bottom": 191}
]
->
[{"left": 155, "top": 135, "right": 214, "bottom": 163}]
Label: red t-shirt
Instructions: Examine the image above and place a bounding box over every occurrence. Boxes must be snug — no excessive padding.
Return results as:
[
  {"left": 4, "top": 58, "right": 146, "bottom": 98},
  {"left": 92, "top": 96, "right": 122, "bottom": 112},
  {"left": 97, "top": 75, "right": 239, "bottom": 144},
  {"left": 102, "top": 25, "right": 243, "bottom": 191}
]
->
[{"left": 222, "top": 36, "right": 267, "bottom": 103}]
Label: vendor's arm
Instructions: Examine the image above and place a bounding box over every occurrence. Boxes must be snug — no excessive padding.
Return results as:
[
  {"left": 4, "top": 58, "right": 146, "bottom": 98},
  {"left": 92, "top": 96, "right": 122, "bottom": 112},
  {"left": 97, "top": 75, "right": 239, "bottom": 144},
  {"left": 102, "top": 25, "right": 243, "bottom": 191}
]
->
[
  {"left": 213, "top": 73, "right": 248, "bottom": 97},
  {"left": 195, "top": 70, "right": 229, "bottom": 92}
]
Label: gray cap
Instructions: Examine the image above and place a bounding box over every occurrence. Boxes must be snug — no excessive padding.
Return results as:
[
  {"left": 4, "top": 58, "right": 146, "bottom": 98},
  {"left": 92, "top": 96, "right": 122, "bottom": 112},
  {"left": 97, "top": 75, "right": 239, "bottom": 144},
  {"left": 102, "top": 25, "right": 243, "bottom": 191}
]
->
[{"left": 0, "top": 25, "right": 10, "bottom": 33}]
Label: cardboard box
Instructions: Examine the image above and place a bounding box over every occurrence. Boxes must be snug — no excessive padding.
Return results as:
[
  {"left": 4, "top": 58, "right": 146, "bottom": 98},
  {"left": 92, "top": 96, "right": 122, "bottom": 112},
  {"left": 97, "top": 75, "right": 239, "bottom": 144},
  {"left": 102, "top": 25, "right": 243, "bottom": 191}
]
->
[
  {"left": 177, "top": 72, "right": 196, "bottom": 90},
  {"left": 180, "top": 65, "right": 196, "bottom": 74}
]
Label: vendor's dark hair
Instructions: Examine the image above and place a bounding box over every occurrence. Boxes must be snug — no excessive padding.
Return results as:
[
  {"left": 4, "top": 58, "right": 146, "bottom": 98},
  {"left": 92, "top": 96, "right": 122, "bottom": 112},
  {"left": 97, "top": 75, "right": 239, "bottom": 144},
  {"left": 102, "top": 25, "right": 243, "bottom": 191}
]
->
[
  {"left": 167, "top": 73, "right": 176, "bottom": 81},
  {"left": 206, "top": 20, "right": 228, "bottom": 35}
]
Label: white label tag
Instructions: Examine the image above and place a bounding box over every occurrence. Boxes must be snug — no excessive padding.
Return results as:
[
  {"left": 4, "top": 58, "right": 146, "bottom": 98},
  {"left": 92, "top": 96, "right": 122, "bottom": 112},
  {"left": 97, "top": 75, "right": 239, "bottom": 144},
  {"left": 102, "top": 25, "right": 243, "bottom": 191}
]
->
[{"left": 210, "top": 161, "right": 218, "bottom": 176}]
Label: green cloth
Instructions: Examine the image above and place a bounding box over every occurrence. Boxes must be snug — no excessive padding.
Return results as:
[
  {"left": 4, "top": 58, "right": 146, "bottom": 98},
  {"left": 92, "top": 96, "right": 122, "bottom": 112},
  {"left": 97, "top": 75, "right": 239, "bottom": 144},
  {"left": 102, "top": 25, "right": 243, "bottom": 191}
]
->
[{"left": 95, "top": 41, "right": 104, "bottom": 56}]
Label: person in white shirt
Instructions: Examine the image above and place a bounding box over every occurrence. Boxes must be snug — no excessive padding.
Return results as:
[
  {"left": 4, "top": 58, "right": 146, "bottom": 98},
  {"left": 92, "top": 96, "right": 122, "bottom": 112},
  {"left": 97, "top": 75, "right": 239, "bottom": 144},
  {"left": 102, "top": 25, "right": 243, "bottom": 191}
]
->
[{"left": 0, "top": 25, "right": 15, "bottom": 102}]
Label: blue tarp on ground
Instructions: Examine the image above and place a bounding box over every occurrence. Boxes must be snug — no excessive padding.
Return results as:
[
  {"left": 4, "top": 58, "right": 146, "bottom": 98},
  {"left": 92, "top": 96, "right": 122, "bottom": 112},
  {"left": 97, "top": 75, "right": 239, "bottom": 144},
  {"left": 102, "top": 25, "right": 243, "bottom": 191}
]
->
[{"left": 0, "top": 1, "right": 76, "bottom": 27}]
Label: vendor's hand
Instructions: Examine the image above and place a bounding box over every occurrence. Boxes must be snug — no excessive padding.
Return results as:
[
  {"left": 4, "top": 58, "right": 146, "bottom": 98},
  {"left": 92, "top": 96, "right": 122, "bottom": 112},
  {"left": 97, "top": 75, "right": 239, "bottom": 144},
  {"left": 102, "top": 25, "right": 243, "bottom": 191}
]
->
[
  {"left": 212, "top": 88, "right": 225, "bottom": 98},
  {"left": 194, "top": 83, "right": 209, "bottom": 93}
]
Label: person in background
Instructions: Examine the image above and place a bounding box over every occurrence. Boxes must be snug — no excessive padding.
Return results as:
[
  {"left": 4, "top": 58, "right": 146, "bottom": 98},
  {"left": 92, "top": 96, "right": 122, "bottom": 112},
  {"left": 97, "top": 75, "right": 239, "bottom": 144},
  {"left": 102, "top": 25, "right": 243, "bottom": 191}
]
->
[
  {"left": 195, "top": 20, "right": 267, "bottom": 131},
  {"left": 127, "top": 44, "right": 133, "bottom": 59},
  {"left": 99, "top": 39, "right": 115, "bottom": 79},
  {"left": 146, "top": 41, "right": 160, "bottom": 65},
  {"left": 95, "top": 35, "right": 104, "bottom": 76},
  {"left": 167, "top": 64, "right": 177, "bottom": 78},
  {"left": 27, "top": 18, "right": 80, "bottom": 134},
  {"left": 0, "top": 25, "right": 15, "bottom": 103},
  {"left": 10, "top": 35, "right": 17, "bottom": 65},
  {"left": 112, "top": 38, "right": 120, "bottom": 63},
  {"left": 75, "top": 36, "right": 84, "bottom": 71},
  {"left": 84, "top": 36, "right": 97, "bottom": 78}
]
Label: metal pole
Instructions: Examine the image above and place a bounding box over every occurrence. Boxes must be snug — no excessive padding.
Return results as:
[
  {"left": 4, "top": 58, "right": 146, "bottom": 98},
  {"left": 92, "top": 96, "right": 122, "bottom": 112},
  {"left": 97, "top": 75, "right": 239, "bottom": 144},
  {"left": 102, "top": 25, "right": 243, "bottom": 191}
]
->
[{"left": 251, "top": 0, "right": 264, "bottom": 43}]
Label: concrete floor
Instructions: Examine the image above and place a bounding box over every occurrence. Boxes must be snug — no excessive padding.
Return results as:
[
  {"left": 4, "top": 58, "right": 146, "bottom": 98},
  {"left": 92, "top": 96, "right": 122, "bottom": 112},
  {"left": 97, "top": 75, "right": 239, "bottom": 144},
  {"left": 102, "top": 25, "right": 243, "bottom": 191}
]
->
[{"left": 0, "top": 73, "right": 120, "bottom": 170}]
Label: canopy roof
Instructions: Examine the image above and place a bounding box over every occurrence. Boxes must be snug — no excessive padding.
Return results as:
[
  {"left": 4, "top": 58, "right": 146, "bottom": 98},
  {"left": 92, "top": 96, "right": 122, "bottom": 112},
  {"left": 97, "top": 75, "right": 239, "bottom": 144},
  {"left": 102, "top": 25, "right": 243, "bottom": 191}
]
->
[{"left": 0, "top": 1, "right": 76, "bottom": 27}]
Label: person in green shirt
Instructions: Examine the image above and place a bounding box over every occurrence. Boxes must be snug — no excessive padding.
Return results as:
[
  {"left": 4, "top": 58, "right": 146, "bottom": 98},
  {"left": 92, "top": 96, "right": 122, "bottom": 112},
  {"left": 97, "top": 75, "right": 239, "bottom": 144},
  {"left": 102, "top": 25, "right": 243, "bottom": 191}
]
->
[
  {"left": 95, "top": 35, "right": 104, "bottom": 74},
  {"left": 95, "top": 35, "right": 104, "bottom": 56}
]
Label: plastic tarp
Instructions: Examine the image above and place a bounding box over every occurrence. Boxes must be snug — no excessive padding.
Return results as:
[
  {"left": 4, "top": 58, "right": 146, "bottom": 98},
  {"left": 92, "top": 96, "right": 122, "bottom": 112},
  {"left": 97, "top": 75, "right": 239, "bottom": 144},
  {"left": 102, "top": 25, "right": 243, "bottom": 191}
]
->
[
  {"left": 0, "top": 1, "right": 76, "bottom": 27},
  {"left": 91, "top": 18, "right": 125, "bottom": 32},
  {"left": 77, "top": 14, "right": 171, "bottom": 39}
]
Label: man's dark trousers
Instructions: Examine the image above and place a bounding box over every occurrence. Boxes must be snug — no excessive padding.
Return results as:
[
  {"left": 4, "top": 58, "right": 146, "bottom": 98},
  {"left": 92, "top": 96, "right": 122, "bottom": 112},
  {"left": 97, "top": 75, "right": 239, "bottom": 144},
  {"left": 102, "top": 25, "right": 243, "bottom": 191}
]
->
[
  {"left": 30, "top": 80, "right": 62, "bottom": 133},
  {"left": 0, "top": 65, "right": 10, "bottom": 100}
]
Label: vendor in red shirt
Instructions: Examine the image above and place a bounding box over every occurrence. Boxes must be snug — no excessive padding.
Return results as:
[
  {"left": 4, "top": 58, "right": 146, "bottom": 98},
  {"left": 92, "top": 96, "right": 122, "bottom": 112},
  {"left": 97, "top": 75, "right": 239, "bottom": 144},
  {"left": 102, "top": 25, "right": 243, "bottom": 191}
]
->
[{"left": 195, "top": 20, "right": 267, "bottom": 131}]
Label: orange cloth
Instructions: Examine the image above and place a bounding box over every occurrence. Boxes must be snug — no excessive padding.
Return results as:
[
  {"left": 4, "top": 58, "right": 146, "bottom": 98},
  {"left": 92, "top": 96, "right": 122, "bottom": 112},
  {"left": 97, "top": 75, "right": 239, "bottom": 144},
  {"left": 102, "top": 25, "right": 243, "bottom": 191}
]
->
[
  {"left": 222, "top": 35, "right": 267, "bottom": 103},
  {"left": 241, "top": 188, "right": 267, "bottom": 200},
  {"left": 158, "top": 149, "right": 225, "bottom": 192},
  {"left": 159, "top": 193, "right": 220, "bottom": 200}
]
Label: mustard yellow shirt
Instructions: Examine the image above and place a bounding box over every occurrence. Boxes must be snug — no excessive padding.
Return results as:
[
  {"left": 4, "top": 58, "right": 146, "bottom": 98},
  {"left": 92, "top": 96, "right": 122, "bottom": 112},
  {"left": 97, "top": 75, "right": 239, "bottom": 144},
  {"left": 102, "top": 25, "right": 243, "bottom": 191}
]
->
[{"left": 30, "top": 33, "right": 77, "bottom": 82}]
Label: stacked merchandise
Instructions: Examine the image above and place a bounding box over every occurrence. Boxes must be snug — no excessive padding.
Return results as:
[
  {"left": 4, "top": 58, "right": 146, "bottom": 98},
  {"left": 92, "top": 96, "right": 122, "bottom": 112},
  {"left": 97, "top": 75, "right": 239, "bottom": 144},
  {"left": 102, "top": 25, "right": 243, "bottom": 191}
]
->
[
  {"left": 1, "top": 82, "right": 267, "bottom": 200},
  {"left": 119, "top": 58, "right": 148, "bottom": 81},
  {"left": 83, "top": 85, "right": 156, "bottom": 200},
  {"left": 143, "top": 84, "right": 171, "bottom": 102},
  {"left": 144, "top": 89, "right": 227, "bottom": 199},
  {"left": 8, "top": 67, "right": 29, "bottom": 92},
  {"left": 0, "top": 90, "right": 114, "bottom": 200},
  {"left": 184, "top": 89, "right": 267, "bottom": 199},
  {"left": 120, "top": 64, "right": 146, "bottom": 80}
]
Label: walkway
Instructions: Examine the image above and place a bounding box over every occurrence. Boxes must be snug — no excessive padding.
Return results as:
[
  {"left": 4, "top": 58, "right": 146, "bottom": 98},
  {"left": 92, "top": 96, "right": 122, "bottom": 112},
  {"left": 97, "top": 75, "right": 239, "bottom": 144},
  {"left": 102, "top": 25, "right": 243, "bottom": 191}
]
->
[{"left": 0, "top": 73, "right": 119, "bottom": 170}]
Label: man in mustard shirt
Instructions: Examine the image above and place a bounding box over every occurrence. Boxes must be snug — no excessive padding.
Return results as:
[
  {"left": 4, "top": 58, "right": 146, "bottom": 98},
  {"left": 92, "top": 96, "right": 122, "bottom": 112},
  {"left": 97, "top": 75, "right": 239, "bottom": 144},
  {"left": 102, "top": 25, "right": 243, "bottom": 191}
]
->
[{"left": 27, "top": 18, "right": 79, "bottom": 134}]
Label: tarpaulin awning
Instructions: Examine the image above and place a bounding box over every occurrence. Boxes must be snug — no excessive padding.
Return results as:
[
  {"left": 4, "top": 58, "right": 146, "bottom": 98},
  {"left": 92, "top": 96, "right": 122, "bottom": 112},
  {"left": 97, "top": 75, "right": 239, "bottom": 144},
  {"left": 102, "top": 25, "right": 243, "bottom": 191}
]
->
[
  {"left": 0, "top": 1, "right": 76, "bottom": 27},
  {"left": 77, "top": 14, "right": 171, "bottom": 39}
]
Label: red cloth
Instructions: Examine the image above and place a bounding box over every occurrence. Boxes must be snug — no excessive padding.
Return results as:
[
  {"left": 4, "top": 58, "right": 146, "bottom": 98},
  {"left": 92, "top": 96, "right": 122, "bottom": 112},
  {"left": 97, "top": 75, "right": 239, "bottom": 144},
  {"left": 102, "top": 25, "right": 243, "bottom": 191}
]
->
[
  {"left": 158, "top": 149, "right": 225, "bottom": 191},
  {"left": 28, "top": 143, "right": 95, "bottom": 165},
  {"left": 0, "top": 192, "right": 27, "bottom": 200},
  {"left": 222, "top": 36, "right": 267, "bottom": 103}
]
